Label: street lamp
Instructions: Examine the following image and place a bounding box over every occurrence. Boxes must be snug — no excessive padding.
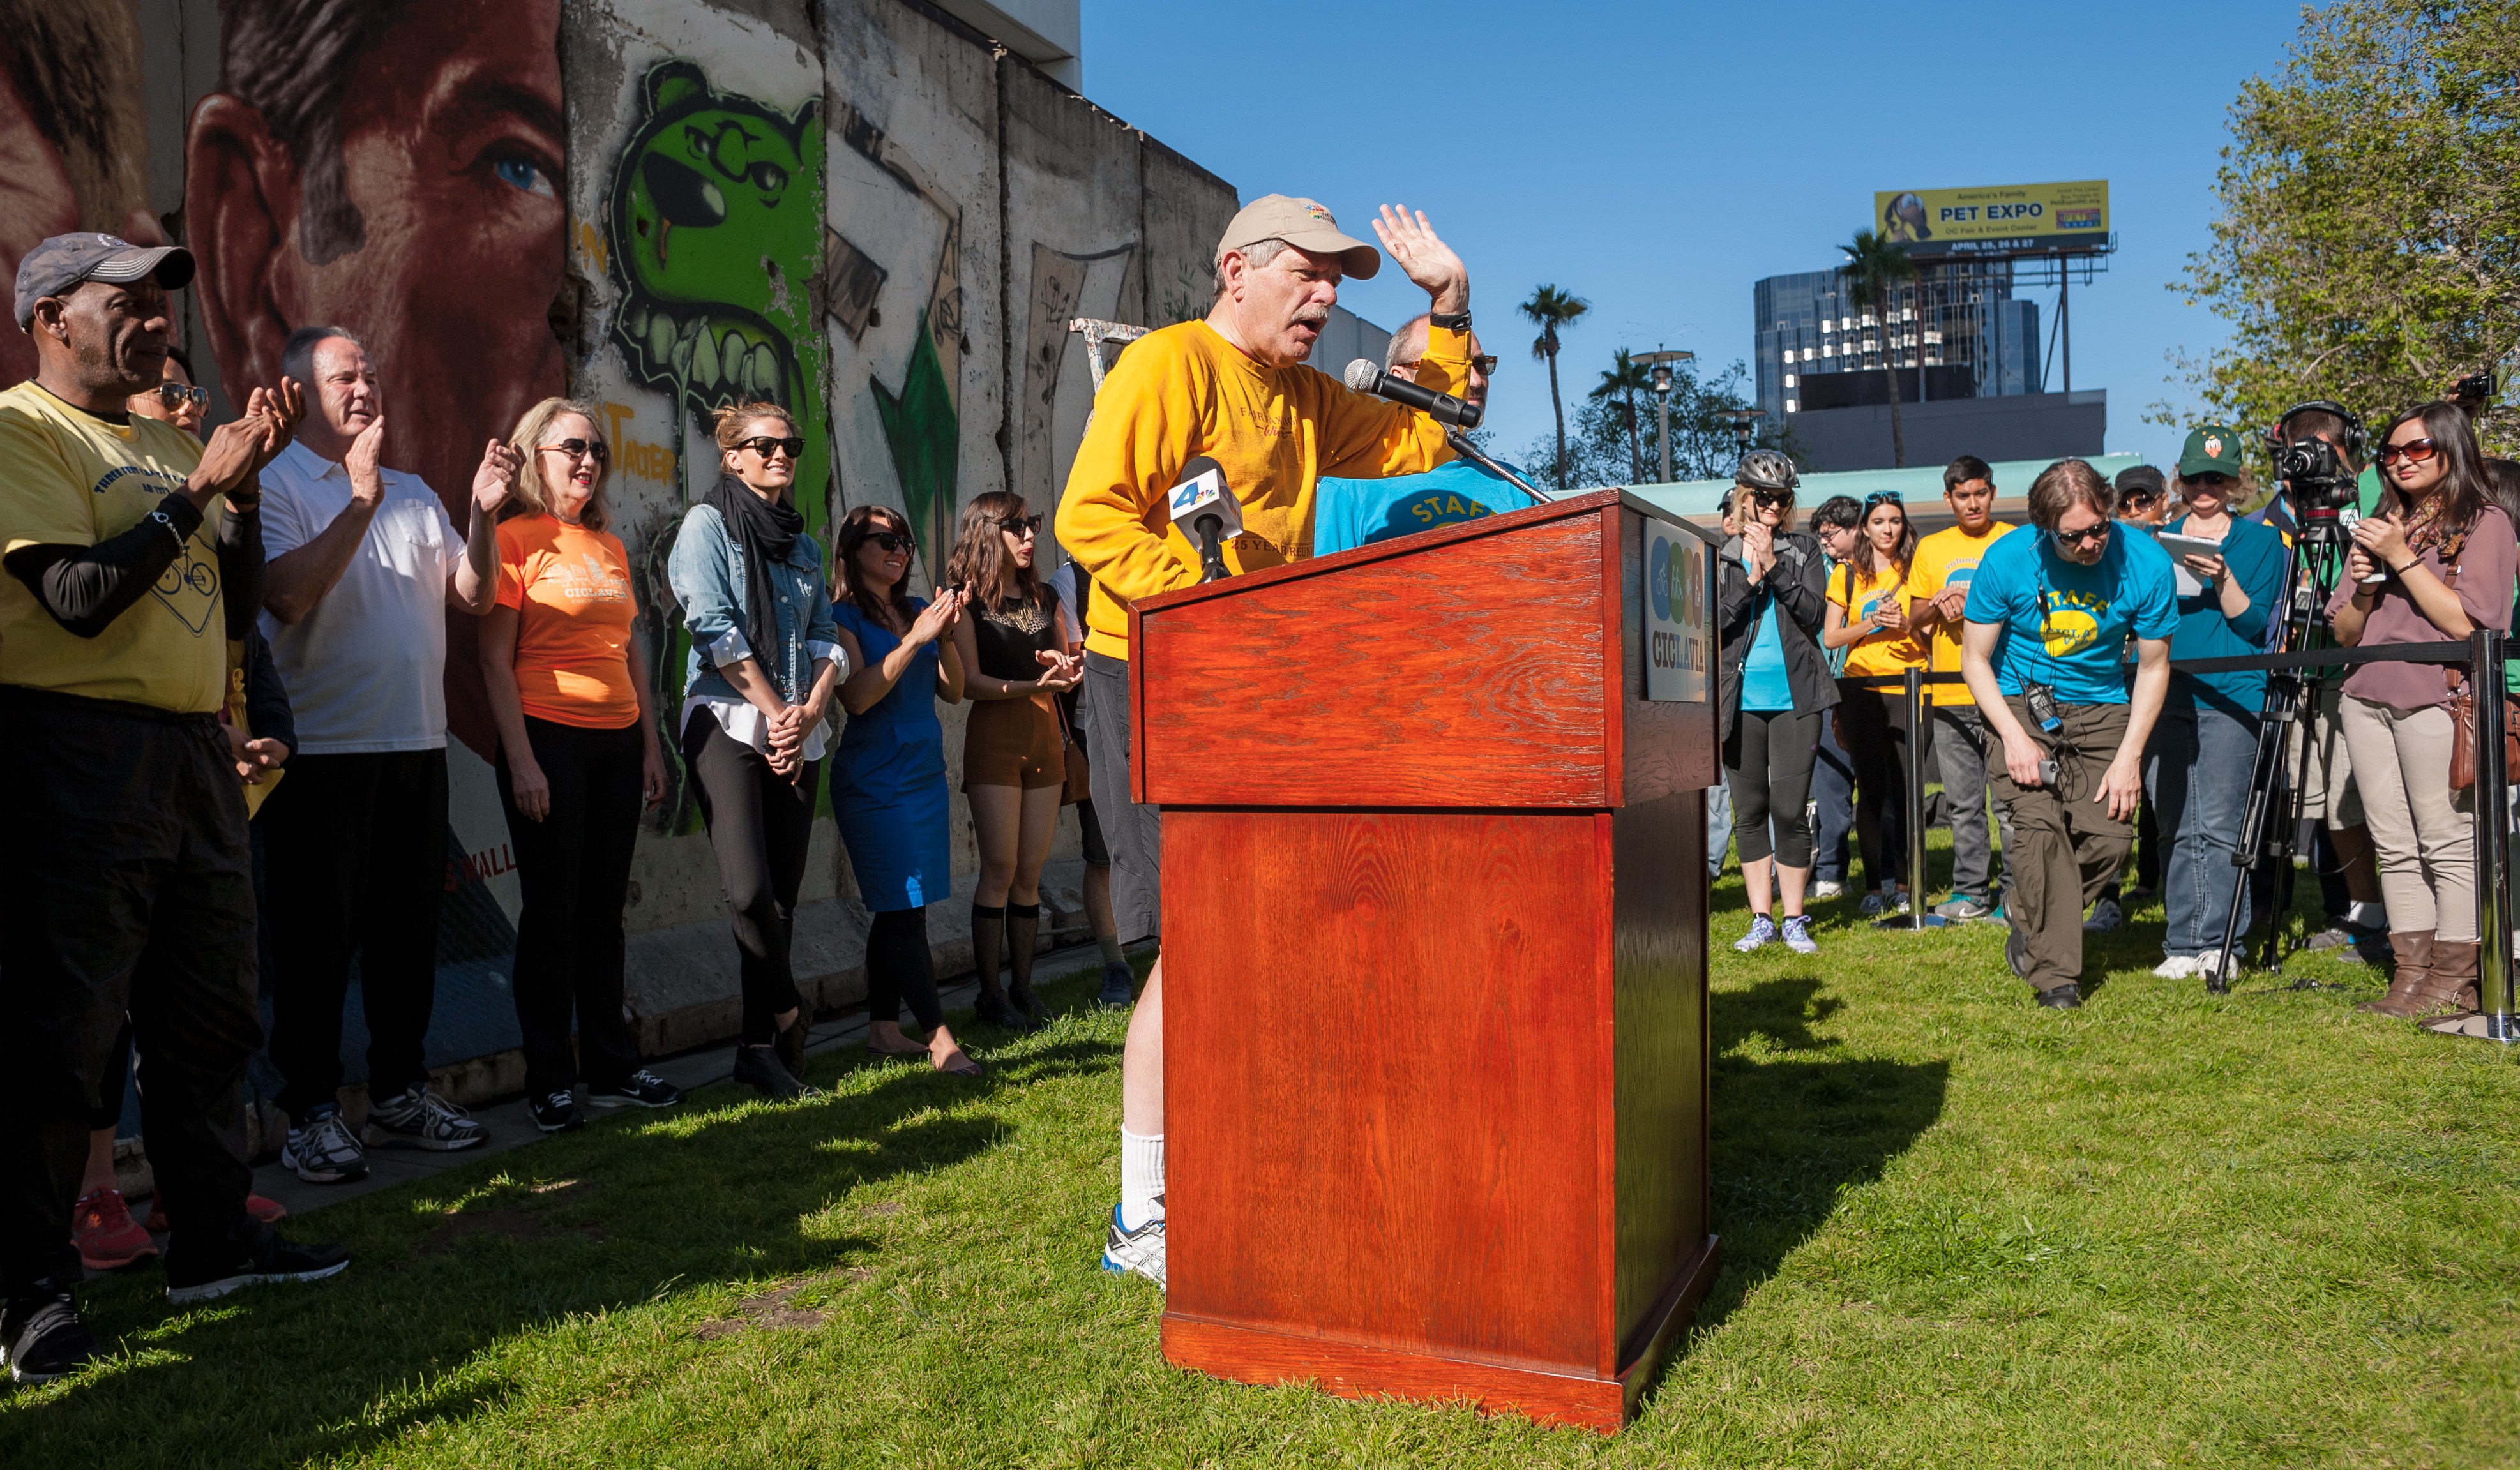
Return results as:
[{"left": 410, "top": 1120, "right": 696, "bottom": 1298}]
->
[
  {"left": 1634, "top": 349, "right": 1693, "bottom": 484},
  {"left": 1717, "top": 408, "right": 1763, "bottom": 455}
]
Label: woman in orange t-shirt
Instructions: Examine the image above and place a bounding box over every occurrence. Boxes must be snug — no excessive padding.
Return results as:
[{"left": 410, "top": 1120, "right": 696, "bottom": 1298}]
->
[{"left": 481, "top": 398, "right": 681, "bottom": 1132}]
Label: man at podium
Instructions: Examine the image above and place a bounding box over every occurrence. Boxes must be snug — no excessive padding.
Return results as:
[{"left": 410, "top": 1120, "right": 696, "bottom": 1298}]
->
[{"left": 1053, "top": 193, "right": 1482, "bottom": 1286}]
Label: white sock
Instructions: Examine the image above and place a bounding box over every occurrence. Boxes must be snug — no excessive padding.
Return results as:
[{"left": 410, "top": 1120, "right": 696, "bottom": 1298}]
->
[
  {"left": 2348, "top": 901, "right": 2385, "bottom": 929},
  {"left": 1120, "top": 1129, "right": 1166, "bottom": 1227}
]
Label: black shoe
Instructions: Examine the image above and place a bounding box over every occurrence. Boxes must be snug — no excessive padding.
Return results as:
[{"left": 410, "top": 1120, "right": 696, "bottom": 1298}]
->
[
  {"left": 587, "top": 1069, "right": 684, "bottom": 1109},
  {"left": 527, "top": 1090, "right": 582, "bottom": 1132},
  {"left": 774, "top": 1017, "right": 810, "bottom": 1081},
  {"left": 732, "top": 1044, "right": 822, "bottom": 1101},
  {"left": 1009, "top": 984, "right": 1048, "bottom": 1027},
  {"left": 1098, "top": 960, "right": 1135, "bottom": 1009},
  {"left": 3, "top": 1284, "right": 98, "bottom": 1384},
  {"left": 974, "top": 989, "right": 1036, "bottom": 1033},
  {"left": 2005, "top": 926, "right": 2032, "bottom": 980},
  {"left": 2038, "top": 982, "right": 2084, "bottom": 1010},
  {"left": 163, "top": 1224, "right": 349, "bottom": 1305}
]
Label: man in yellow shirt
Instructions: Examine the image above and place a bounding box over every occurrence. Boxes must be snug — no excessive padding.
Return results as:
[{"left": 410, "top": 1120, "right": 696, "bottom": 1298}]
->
[
  {"left": 1056, "top": 195, "right": 1474, "bottom": 1287},
  {"left": 0, "top": 234, "right": 344, "bottom": 1384},
  {"left": 1904, "top": 455, "right": 2016, "bottom": 921}
]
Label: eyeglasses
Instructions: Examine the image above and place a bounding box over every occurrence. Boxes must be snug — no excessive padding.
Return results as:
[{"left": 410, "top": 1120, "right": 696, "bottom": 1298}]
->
[
  {"left": 869, "top": 531, "right": 915, "bottom": 553},
  {"left": 2377, "top": 437, "right": 2439, "bottom": 467},
  {"left": 2052, "top": 521, "right": 2111, "bottom": 548},
  {"left": 156, "top": 383, "right": 207, "bottom": 412},
  {"left": 1390, "top": 356, "right": 1501, "bottom": 377},
  {"left": 541, "top": 437, "right": 610, "bottom": 464},
  {"left": 998, "top": 514, "right": 1043, "bottom": 536},
  {"left": 740, "top": 435, "right": 806, "bottom": 461}
]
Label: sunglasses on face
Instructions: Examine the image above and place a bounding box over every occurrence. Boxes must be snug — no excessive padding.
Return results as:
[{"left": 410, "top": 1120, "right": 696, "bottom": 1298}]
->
[
  {"left": 2121, "top": 490, "right": 2159, "bottom": 510},
  {"left": 2378, "top": 437, "right": 2439, "bottom": 467},
  {"left": 740, "top": 435, "right": 806, "bottom": 461},
  {"left": 868, "top": 531, "right": 915, "bottom": 553},
  {"left": 1392, "top": 356, "right": 1502, "bottom": 376},
  {"left": 541, "top": 437, "right": 610, "bottom": 465},
  {"left": 998, "top": 514, "right": 1043, "bottom": 536},
  {"left": 157, "top": 383, "right": 207, "bottom": 411},
  {"left": 1749, "top": 490, "right": 1790, "bottom": 509},
  {"left": 2053, "top": 521, "right": 2111, "bottom": 548}
]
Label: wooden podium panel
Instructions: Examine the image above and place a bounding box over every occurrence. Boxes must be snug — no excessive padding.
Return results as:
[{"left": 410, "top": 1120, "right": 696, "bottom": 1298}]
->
[{"left": 1133, "top": 489, "right": 1718, "bottom": 1433}]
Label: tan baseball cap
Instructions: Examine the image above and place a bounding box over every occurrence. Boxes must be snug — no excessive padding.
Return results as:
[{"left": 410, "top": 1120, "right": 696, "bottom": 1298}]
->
[{"left": 1217, "top": 195, "right": 1380, "bottom": 280}]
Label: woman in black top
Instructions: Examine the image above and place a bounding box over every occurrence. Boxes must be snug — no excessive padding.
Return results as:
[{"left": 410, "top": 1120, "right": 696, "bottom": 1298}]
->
[{"left": 947, "top": 492, "right": 1084, "bottom": 1030}]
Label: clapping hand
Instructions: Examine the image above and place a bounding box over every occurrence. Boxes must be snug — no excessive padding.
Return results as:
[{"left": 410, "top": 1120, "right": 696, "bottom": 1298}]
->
[
  {"left": 910, "top": 587, "right": 967, "bottom": 647},
  {"left": 472, "top": 438, "right": 522, "bottom": 518},
  {"left": 1740, "top": 520, "right": 1774, "bottom": 576},
  {"left": 1870, "top": 599, "right": 1907, "bottom": 634},
  {"left": 346, "top": 413, "right": 388, "bottom": 507},
  {"left": 2351, "top": 511, "right": 2410, "bottom": 568},
  {"left": 1033, "top": 647, "right": 1084, "bottom": 693},
  {"left": 2345, "top": 544, "right": 2381, "bottom": 583}
]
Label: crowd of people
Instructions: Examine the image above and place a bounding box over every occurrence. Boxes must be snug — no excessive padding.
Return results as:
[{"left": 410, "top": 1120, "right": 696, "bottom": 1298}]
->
[{"left": 1710, "top": 397, "right": 2520, "bottom": 1023}]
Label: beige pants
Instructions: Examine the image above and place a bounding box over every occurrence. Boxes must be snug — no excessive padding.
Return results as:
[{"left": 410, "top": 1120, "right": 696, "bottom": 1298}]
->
[{"left": 2337, "top": 696, "right": 2475, "bottom": 942}]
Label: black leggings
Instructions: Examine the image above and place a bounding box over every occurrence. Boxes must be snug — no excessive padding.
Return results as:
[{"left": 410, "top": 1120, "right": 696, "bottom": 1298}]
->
[
  {"left": 496, "top": 716, "right": 645, "bottom": 1095},
  {"left": 1839, "top": 685, "right": 1915, "bottom": 889},
  {"left": 866, "top": 907, "right": 945, "bottom": 1031},
  {"left": 683, "top": 711, "right": 819, "bottom": 1047},
  {"left": 1723, "top": 707, "right": 1823, "bottom": 867}
]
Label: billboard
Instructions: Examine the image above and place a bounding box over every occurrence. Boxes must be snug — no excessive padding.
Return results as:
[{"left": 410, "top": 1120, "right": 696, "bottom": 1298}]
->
[{"left": 1873, "top": 181, "right": 2110, "bottom": 255}]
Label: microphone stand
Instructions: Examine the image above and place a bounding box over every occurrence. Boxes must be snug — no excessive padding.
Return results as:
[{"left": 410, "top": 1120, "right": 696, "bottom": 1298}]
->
[{"left": 1445, "top": 428, "right": 1554, "bottom": 503}]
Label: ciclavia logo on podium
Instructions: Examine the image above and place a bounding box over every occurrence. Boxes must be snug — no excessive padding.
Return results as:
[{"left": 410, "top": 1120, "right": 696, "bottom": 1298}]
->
[{"left": 1643, "top": 519, "right": 1711, "bottom": 702}]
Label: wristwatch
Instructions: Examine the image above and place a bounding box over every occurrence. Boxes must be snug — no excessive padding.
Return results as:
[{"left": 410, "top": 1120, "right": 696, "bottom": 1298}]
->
[
  {"left": 148, "top": 507, "right": 188, "bottom": 553},
  {"left": 1428, "top": 308, "right": 1472, "bottom": 332}
]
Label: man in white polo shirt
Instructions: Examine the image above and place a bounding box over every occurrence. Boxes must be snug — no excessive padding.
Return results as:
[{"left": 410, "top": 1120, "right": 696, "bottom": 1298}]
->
[{"left": 257, "top": 326, "right": 517, "bottom": 1183}]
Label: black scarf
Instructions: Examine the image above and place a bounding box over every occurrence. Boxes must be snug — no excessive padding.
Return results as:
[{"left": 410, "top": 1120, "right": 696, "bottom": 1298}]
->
[{"left": 704, "top": 474, "right": 805, "bottom": 674}]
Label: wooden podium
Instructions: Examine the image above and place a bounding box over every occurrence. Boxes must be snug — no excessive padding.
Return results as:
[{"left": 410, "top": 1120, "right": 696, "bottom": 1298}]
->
[{"left": 1129, "top": 488, "right": 1720, "bottom": 1434}]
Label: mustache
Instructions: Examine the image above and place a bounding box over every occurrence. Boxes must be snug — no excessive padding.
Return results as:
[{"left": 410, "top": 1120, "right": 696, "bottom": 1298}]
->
[{"left": 1292, "top": 308, "right": 1330, "bottom": 328}]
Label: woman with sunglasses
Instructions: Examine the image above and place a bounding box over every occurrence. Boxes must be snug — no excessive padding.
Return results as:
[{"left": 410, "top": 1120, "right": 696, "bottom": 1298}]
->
[
  {"left": 1717, "top": 450, "right": 1838, "bottom": 954},
  {"left": 668, "top": 402, "right": 848, "bottom": 1099},
  {"left": 829, "top": 504, "right": 981, "bottom": 1075},
  {"left": 945, "top": 493, "right": 1085, "bottom": 1030},
  {"left": 127, "top": 345, "right": 208, "bottom": 436},
  {"left": 2328, "top": 403, "right": 2517, "bottom": 1021},
  {"left": 2143, "top": 430, "right": 2288, "bottom": 982},
  {"left": 1823, "top": 490, "right": 1924, "bottom": 916},
  {"left": 482, "top": 398, "right": 684, "bottom": 1129}
]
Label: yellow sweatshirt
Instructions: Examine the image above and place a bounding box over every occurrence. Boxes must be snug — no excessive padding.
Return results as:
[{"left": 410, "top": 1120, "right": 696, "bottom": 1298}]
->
[{"left": 1054, "top": 317, "right": 1469, "bottom": 659}]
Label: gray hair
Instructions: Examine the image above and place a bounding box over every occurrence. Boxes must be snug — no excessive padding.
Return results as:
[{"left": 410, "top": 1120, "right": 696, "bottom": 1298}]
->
[
  {"left": 280, "top": 324, "right": 363, "bottom": 386},
  {"left": 1383, "top": 312, "right": 1432, "bottom": 371},
  {"left": 219, "top": 0, "right": 414, "bottom": 265},
  {"left": 1211, "top": 237, "right": 1291, "bottom": 299}
]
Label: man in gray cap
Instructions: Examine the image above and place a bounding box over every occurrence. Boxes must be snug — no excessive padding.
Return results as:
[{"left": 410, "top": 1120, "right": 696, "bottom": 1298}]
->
[
  {"left": 0, "top": 233, "right": 346, "bottom": 1384},
  {"left": 1054, "top": 196, "right": 1475, "bottom": 1287}
]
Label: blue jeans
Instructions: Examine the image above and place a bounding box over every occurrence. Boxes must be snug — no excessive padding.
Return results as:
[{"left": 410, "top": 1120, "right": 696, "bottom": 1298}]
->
[
  {"left": 2145, "top": 706, "right": 2261, "bottom": 957},
  {"left": 1811, "top": 712, "right": 1855, "bottom": 883},
  {"left": 1707, "top": 783, "right": 1733, "bottom": 878}
]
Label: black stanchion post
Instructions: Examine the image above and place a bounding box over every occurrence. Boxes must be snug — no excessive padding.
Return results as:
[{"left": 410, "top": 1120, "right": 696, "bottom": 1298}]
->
[{"left": 2471, "top": 628, "right": 2516, "bottom": 1044}]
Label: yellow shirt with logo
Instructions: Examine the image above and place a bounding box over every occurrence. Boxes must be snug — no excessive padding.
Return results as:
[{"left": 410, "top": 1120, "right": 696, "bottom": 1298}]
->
[
  {"left": 1054, "top": 318, "right": 1468, "bottom": 660},
  {"left": 0, "top": 381, "right": 226, "bottom": 712},
  {"left": 1903, "top": 520, "right": 2015, "bottom": 707},
  {"left": 1827, "top": 559, "right": 1927, "bottom": 678}
]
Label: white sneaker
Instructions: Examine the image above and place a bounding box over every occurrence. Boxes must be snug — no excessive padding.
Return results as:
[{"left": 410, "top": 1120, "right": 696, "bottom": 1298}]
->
[
  {"left": 2152, "top": 955, "right": 2200, "bottom": 979},
  {"left": 1811, "top": 880, "right": 1845, "bottom": 900},
  {"left": 1101, "top": 1201, "right": 1166, "bottom": 1287}
]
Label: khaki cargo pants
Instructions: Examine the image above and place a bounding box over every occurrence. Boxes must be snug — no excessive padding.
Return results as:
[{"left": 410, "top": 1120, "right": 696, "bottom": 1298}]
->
[{"left": 1987, "top": 698, "right": 2133, "bottom": 994}]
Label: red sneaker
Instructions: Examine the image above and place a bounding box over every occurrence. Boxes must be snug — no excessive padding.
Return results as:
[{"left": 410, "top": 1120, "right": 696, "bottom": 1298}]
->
[
  {"left": 73, "top": 1188, "right": 158, "bottom": 1271},
  {"left": 144, "top": 1194, "right": 288, "bottom": 1233}
]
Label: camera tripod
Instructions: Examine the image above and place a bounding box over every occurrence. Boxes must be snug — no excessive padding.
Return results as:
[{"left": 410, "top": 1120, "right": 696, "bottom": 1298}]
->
[{"left": 2208, "top": 506, "right": 2353, "bottom": 992}]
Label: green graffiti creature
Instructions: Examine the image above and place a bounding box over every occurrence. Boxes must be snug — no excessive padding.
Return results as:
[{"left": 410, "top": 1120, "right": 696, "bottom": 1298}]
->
[{"left": 607, "top": 59, "right": 829, "bottom": 534}]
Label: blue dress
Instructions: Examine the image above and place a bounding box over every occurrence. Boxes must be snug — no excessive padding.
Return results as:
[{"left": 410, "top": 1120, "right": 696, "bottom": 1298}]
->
[{"left": 829, "top": 599, "right": 952, "bottom": 912}]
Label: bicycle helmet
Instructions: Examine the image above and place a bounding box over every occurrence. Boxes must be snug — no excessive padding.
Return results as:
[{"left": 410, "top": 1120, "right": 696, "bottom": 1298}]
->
[{"left": 1735, "top": 448, "right": 1799, "bottom": 493}]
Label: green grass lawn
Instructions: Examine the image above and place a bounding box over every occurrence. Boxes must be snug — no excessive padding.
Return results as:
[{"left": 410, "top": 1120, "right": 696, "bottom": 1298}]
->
[{"left": 7, "top": 837, "right": 2519, "bottom": 1467}]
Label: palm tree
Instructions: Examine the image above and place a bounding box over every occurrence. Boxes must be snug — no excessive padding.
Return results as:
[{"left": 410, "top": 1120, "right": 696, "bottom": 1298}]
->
[
  {"left": 1519, "top": 284, "right": 1590, "bottom": 486},
  {"left": 1837, "top": 229, "right": 1918, "bottom": 467},
  {"left": 1590, "top": 347, "right": 1655, "bottom": 483}
]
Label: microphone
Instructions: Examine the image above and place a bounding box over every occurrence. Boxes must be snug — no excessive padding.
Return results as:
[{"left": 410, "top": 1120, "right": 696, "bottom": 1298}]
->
[
  {"left": 1166, "top": 456, "right": 1241, "bottom": 582},
  {"left": 1345, "top": 358, "right": 1482, "bottom": 430}
]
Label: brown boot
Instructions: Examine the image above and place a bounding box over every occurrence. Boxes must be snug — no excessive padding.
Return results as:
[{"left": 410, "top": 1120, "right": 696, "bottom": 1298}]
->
[
  {"left": 2360, "top": 930, "right": 2434, "bottom": 1016},
  {"left": 2411, "top": 939, "right": 2479, "bottom": 1022}
]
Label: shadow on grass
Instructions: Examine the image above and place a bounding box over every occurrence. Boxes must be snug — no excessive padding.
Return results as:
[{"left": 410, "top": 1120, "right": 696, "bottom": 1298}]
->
[
  {"left": 1693, "top": 974, "right": 1949, "bottom": 1333},
  {"left": 0, "top": 975, "right": 1122, "bottom": 1469}
]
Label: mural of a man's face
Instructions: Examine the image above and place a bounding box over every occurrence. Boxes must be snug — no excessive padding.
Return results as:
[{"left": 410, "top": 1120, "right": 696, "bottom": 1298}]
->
[{"left": 0, "top": 54, "right": 77, "bottom": 387}]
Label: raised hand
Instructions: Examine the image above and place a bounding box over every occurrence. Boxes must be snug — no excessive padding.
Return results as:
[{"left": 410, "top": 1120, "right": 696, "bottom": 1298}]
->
[
  {"left": 909, "top": 587, "right": 965, "bottom": 647},
  {"left": 1371, "top": 205, "right": 1467, "bottom": 314},
  {"left": 243, "top": 379, "right": 305, "bottom": 471},
  {"left": 472, "top": 438, "right": 522, "bottom": 518},
  {"left": 346, "top": 413, "right": 388, "bottom": 507}
]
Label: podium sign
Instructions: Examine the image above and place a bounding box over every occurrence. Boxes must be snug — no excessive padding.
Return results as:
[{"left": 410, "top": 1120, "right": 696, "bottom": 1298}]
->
[{"left": 1643, "top": 517, "right": 1713, "bottom": 703}]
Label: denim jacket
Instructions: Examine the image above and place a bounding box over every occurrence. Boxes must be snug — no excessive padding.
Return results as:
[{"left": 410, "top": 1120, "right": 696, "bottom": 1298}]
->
[{"left": 667, "top": 502, "right": 841, "bottom": 710}]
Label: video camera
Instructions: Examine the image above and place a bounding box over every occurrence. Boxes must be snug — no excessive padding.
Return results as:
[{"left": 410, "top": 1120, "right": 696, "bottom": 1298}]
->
[{"left": 2275, "top": 435, "right": 2359, "bottom": 515}]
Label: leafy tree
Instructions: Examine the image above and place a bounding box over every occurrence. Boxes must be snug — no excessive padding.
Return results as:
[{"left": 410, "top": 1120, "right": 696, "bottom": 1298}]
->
[
  {"left": 1518, "top": 284, "right": 1590, "bottom": 486},
  {"left": 2166, "top": 0, "right": 2520, "bottom": 457},
  {"left": 1589, "top": 347, "right": 1654, "bottom": 481},
  {"left": 1520, "top": 357, "right": 1786, "bottom": 489},
  {"left": 1837, "top": 229, "right": 1917, "bottom": 467}
]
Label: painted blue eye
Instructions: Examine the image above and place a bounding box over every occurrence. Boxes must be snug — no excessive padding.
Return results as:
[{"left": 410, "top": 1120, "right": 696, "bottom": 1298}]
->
[{"left": 494, "top": 155, "right": 557, "bottom": 199}]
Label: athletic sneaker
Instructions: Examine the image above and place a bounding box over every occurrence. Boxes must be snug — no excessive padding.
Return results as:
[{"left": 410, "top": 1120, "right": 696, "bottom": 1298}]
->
[
  {"left": 1861, "top": 885, "right": 1910, "bottom": 917},
  {"left": 733, "top": 1044, "right": 824, "bottom": 1101},
  {"left": 2005, "top": 926, "right": 2032, "bottom": 980},
  {"left": 1781, "top": 915, "right": 1820, "bottom": 954},
  {"left": 2196, "top": 952, "right": 2237, "bottom": 984},
  {"left": 1733, "top": 915, "right": 1779, "bottom": 952},
  {"left": 72, "top": 1188, "right": 156, "bottom": 1271},
  {"left": 2084, "top": 896, "right": 2124, "bottom": 933},
  {"left": 1936, "top": 893, "right": 1995, "bottom": 922},
  {"left": 1101, "top": 1201, "right": 1167, "bottom": 1287},
  {"left": 1098, "top": 960, "right": 1135, "bottom": 1009},
  {"left": 527, "top": 1090, "right": 582, "bottom": 1133},
  {"left": 282, "top": 1106, "right": 369, "bottom": 1185},
  {"left": 2, "top": 1286, "right": 97, "bottom": 1383},
  {"left": 2037, "top": 981, "right": 2084, "bottom": 1010},
  {"left": 364, "top": 1086, "right": 488, "bottom": 1151},
  {"left": 2152, "top": 955, "right": 2201, "bottom": 979},
  {"left": 163, "top": 1224, "right": 349, "bottom": 1305},
  {"left": 1811, "top": 879, "right": 1845, "bottom": 900},
  {"left": 587, "top": 1070, "right": 684, "bottom": 1109}
]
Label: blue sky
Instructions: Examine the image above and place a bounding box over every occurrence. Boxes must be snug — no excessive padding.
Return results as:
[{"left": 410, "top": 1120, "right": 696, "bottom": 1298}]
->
[{"left": 1082, "top": 0, "right": 2308, "bottom": 479}]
